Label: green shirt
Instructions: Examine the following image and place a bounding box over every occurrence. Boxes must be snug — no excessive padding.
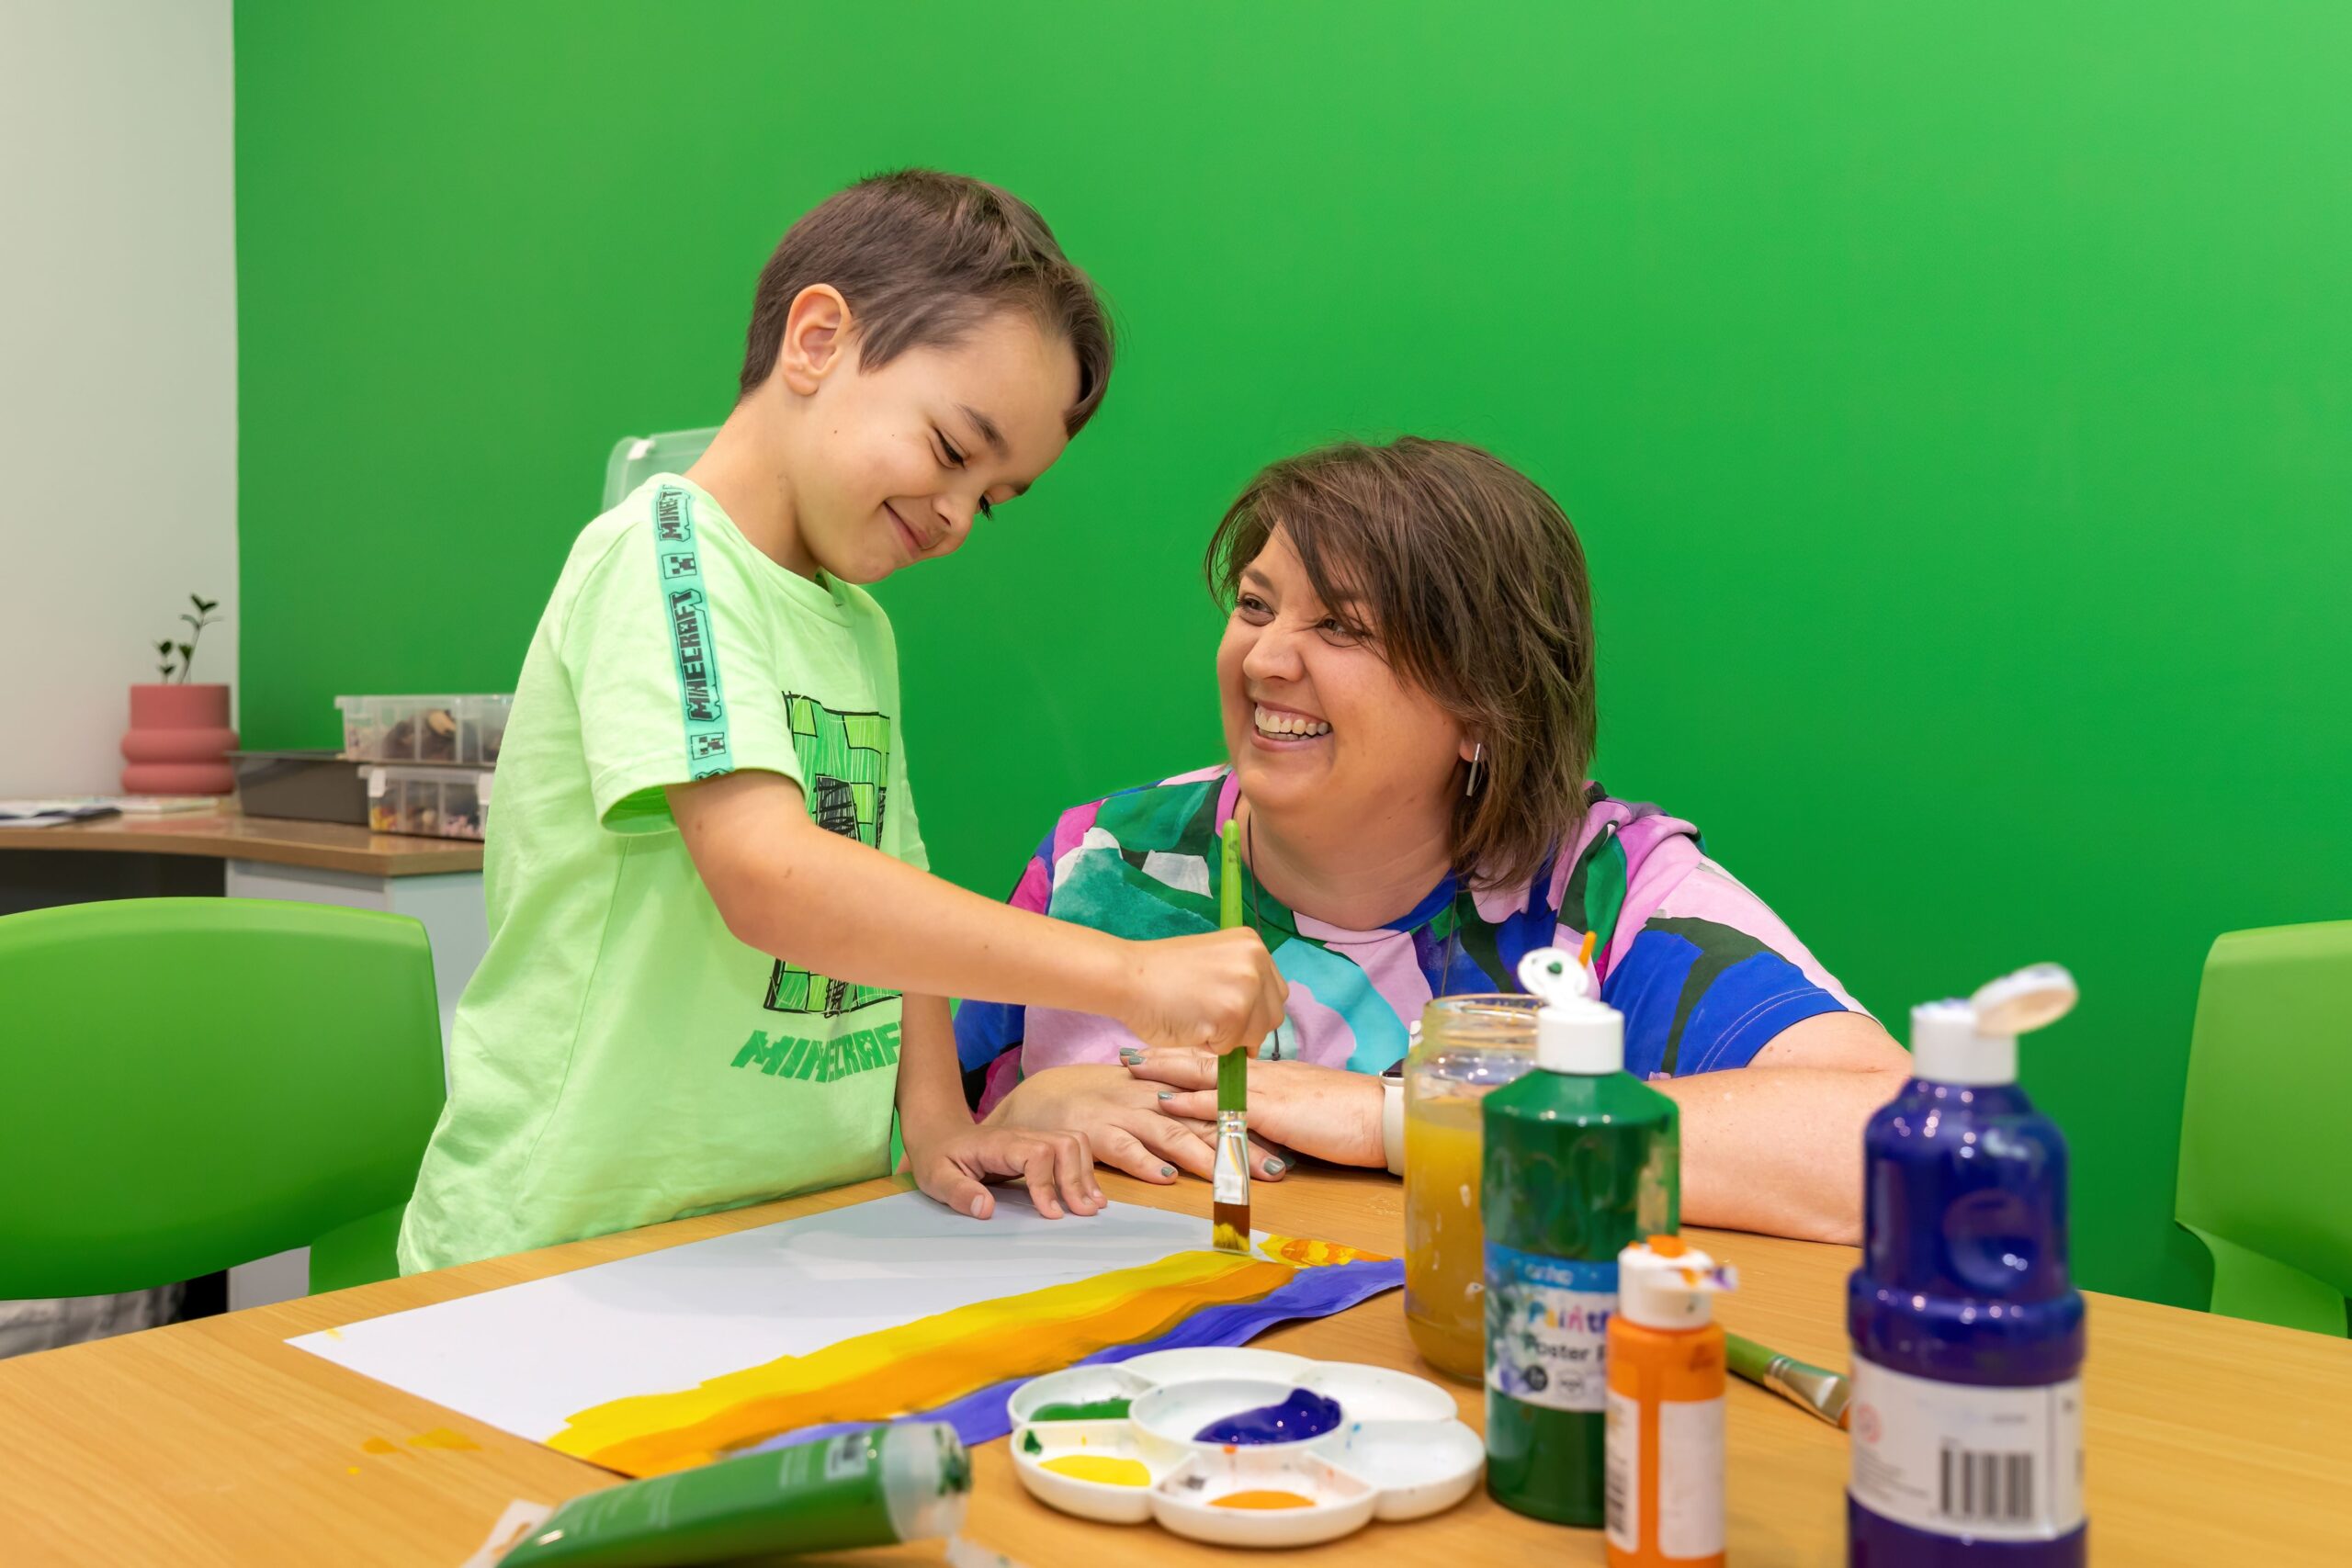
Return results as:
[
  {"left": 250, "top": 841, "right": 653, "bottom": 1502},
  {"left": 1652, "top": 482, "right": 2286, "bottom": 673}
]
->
[{"left": 400, "top": 475, "right": 927, "bottom": 1272}]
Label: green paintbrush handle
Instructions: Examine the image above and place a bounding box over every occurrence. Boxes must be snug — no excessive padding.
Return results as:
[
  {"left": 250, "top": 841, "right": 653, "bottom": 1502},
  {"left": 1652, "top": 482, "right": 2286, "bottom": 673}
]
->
[{"left": 1218, "top": 819, "right": 1250, "bottom": 1111}]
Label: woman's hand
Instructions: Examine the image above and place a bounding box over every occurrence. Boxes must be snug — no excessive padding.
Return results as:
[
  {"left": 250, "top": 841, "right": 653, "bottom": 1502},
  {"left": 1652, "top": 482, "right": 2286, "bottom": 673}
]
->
[
  {"left": 985, "top": 1064, "right": 1289, "bottom": 1185},
  {"left": 1125, "top": 1049, "right": 1386, "bottom": 1168},
  {"left": 902, "top": 1122, "right": 1105, "bottom": 1221}
]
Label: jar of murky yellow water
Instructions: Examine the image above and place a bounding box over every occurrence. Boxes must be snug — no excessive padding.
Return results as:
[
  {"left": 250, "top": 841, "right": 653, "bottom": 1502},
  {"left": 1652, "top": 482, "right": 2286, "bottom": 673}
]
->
[{"left": 1402, "top": 994, "right": 1542, "bottom": 1382}]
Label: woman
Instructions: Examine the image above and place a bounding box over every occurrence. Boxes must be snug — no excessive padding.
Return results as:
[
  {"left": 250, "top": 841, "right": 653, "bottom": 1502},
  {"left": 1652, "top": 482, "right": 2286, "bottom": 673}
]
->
[{"left": 935, "top": 437, "right": 1906, "bottom": 1243}]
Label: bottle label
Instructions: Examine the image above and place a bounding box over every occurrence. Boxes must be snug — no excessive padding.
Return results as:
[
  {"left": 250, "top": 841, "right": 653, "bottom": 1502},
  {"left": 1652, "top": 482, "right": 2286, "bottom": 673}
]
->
[
  {"left": 1658, "top": 1396, "right": 1726, "bottom": 1557},
  {"left": 1848, "top": 1359, "right": 2085, "bottom": 1541},
  {"left": 1603, "top": 1389, "right": 1638, "bottom": 1551},
  {"left": 1604, "top": 1391, "right": 1725, "bottom": 1556},
  {"left": 1484, "top": 1245, "right": 1613, "bottom": 1411}
]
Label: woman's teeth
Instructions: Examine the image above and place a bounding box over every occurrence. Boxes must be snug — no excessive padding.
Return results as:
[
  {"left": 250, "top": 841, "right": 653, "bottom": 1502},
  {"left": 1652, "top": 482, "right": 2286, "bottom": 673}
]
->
[{"left": 1253, "top": 705, "right": 1331, "bottom": 738}]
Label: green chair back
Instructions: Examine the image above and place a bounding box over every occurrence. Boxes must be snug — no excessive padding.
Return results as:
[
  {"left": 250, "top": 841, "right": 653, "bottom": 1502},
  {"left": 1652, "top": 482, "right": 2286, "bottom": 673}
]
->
[
  {"left": 0, "top": 897, "right": 444, "bottom": 1299},
  {"left": 2175, "top": 920, "right": 2352, "bottom": 1336}
]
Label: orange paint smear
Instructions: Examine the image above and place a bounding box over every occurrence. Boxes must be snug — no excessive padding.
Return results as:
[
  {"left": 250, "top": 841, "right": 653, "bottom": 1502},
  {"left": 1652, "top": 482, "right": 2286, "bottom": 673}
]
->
[
  {"left": 359, "top": 1437, "right": 398, "bottom": 1455},
  {"left": 554, "top": 1248, "right": 1297, "bottom": 1476},
  {"left": 1214, "top": 1489, "right": 1316, "bottom": 1509},
  {"left": 1260, "top": 1233, "right": 1390, "bottom": 1268}
]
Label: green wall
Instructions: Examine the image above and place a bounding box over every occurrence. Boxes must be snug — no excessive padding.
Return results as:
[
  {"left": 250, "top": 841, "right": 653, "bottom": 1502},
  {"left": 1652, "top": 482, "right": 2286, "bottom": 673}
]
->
[{"left": 235, "top": 2, "right": 2352, "bottom": 1308}]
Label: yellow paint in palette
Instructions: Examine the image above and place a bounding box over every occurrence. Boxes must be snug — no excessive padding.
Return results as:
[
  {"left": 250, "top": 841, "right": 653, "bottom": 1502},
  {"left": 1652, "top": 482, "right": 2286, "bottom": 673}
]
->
[
  {"left": 1213, "top": 1489, "right": 1315, "bottom": 1509},
  {"left": 1040, "top": 1453, "right": 1152, "bottom": 1487}
]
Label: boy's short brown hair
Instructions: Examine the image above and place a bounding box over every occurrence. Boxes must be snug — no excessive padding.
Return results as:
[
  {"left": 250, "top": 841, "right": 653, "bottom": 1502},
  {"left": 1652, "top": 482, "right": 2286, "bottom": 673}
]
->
[
  {"left": 739, "top": 169, "right": 1114, "bottom": 434},
  {"left": 1204, "top": 437, "right": 1598, "bottom": 892}
]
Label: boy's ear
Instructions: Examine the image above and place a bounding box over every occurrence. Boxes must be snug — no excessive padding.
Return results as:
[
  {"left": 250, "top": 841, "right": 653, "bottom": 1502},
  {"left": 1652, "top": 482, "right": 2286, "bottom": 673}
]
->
[{"left": 775, "top": 284, "right": 854, "bottom": 394}]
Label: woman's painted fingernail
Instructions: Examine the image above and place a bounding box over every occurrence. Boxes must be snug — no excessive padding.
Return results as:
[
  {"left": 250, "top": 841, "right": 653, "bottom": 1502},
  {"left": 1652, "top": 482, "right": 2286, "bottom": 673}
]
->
[
  {"left": 1262, "top": 1156, "right": 1284, "bottom": 1176},
  {"left": 1160, "top": 1165, "right": 1177, "bottom": 1178},
  {"left": 1157, "top": 1090, "right": 1175, "bottom": 1100},
  {"left": 1120, "top": 1048, "right": 1144, "bottom": 1065}
]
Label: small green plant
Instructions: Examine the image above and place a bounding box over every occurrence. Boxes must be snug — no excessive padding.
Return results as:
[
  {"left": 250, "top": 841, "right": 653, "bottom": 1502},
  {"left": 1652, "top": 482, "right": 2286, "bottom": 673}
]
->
[{"left": 155, "top": 594, "right": 223, "bottom": 683}]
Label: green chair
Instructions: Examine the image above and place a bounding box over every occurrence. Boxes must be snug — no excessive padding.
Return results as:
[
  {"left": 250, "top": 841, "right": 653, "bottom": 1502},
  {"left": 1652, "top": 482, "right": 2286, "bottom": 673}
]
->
[
  {"left": 2175, "top": 920, "right": 2352, "bottom": 1337},
  {"left": 0, "top": 898, "right": 445, "bottom": 1300}
]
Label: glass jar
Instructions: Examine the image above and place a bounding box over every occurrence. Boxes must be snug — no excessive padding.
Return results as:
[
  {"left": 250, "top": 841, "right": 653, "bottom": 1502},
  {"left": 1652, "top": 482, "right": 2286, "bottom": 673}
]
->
[{"left": 1402, "top": 993, "right": 1542, "bottom": 1382}]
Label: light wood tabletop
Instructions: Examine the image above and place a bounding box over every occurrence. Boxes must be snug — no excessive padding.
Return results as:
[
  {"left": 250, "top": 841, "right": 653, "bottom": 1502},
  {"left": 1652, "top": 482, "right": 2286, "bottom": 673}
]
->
[
  {"left": 0, "top": 805, "right": 483, "bottom": 876},
  {"left": 1, "top": 1167, "right": 2346, "bottom": 1566}
]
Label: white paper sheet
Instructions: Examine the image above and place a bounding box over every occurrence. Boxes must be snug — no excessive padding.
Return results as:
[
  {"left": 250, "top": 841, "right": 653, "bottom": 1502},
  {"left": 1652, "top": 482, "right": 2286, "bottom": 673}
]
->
[{"left": 291, "top": 1190, "right": 1219, "bottom": 1442}]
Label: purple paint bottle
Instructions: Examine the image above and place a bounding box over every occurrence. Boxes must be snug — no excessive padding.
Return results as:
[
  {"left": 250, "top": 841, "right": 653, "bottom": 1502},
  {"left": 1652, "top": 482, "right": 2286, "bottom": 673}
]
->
[{"left": 1848, "top": 964, "right": 2086, "bottom": 1566}]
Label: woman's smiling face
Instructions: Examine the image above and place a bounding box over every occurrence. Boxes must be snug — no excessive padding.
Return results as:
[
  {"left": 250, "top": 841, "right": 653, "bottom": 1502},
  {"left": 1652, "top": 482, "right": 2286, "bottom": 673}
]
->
[{"left": 1216, "top": 526, "right": 1473, "bottom": 831}]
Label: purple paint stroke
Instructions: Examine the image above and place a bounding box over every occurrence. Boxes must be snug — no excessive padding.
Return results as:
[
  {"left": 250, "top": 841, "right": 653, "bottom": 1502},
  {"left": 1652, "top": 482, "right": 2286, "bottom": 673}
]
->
[{"left": 743, "top": 1256, "right": 1403, "bottom": 1457}]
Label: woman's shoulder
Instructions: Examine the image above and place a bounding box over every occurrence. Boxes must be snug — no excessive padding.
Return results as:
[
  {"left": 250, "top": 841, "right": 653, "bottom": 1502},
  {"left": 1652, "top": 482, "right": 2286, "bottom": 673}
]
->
[{"left": 1023, "top": 764, "right": 1235, "bottom": 867}]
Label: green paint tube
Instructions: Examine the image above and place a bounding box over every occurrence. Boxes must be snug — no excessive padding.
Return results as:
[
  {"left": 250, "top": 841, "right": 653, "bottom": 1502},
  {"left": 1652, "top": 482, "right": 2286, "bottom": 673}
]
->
[{"left": 500, "top": 1423, "right": 969, "bottom": 1566}]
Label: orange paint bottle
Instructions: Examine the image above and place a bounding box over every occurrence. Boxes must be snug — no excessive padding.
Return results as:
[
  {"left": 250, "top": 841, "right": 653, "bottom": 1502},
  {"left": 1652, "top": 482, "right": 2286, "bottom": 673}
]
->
[{"left": 1605, "top": 1235, "right": 1737, "bottom": 1568}]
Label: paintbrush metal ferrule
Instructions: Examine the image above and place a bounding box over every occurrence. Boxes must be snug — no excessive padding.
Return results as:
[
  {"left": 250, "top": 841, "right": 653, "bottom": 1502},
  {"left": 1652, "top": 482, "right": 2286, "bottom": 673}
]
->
[{"left": 1211, "top": 1109, "right": 1250, "bottom": 1253}]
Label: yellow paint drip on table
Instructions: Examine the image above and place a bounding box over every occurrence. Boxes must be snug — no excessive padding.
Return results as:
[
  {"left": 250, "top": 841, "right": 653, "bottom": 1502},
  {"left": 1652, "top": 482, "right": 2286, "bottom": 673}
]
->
[
  {"left": 1040, "top": 1453, "right": 1152, "bottom": 1486},
  {"left": 1213, "top": 1488, "right": 1316, "bottom": 1509}
]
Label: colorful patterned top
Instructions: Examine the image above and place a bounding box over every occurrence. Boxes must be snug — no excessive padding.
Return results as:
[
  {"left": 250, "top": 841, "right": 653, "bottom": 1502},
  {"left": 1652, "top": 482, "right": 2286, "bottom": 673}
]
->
[{"left": 957, "top": 765, "right": 1865, "bottom": 1113}]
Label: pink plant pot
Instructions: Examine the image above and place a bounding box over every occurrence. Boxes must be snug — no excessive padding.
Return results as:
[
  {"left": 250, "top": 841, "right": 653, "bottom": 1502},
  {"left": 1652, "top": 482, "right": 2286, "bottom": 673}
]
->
[{"left": 121, "top": 683, "right": 237, "bottom": 795}]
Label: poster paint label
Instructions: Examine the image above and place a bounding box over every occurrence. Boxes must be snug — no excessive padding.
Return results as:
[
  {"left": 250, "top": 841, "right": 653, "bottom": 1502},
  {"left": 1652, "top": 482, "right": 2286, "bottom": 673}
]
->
[
  {"left": 1484, "top": 1245, "right": 1613, "bottom": 1412},
  {"left": 1604, "top": 1389, "right": 1638, "bottom": 1551},
  {"left": 1848, "top": 1359, "right": 2084, "bottom": 1541}
]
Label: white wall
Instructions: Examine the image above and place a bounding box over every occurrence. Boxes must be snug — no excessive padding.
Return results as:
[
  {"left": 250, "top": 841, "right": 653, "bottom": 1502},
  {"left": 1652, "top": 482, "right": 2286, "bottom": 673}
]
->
[{"left": 0, "top": 0, "right": 236, "bottom": 795}]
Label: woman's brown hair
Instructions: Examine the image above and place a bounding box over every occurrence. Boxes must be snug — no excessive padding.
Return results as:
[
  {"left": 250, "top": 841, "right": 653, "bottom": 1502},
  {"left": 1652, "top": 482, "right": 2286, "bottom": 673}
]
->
[{"left": 1204, "top": 437, "right": 1598, "bottom": 892}]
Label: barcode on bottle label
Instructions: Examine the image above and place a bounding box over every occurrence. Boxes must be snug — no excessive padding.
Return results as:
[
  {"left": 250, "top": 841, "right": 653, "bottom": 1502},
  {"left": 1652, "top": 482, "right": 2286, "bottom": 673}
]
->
[
  {"left": 1939, "top": 1443, "right": 2035, "bottom": 1525},
  {"left": 1848, "top": 1359, "right": 2084, "bottom": 1542},
  {"left": 1603, "top": 1389, "right": 1637, "bottom": 1551}
]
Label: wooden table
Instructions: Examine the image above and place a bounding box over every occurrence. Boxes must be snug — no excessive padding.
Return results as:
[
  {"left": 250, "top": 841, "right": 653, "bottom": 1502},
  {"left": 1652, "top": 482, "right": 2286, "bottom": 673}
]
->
[
  {"left": 2, "top": 1168, "right": 2346, "bottom": 1566},
  {"left": 0, "top": 805, "right": 483, "bottom": 877}
]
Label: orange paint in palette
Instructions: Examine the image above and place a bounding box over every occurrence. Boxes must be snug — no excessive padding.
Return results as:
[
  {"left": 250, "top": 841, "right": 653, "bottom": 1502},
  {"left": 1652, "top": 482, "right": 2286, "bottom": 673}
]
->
[{"left": 1212, "top": 1488, "right": 1317, "bottom": 1510}]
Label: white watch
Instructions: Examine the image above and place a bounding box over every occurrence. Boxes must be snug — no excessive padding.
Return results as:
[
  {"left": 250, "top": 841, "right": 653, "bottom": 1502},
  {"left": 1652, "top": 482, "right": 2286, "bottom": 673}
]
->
[{"left": 1382, "top": 1072, "right": 1406, "bottom": 1176}]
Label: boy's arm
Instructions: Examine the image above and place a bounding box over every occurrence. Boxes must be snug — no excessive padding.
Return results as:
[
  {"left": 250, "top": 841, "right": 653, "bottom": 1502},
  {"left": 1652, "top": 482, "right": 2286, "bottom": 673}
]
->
[
  {"left": 667, "top": 770, "right": 1286, "bottom": 1055},
  {"left": 897, "top": 991, "right": 1103, "bottom": 1220}
]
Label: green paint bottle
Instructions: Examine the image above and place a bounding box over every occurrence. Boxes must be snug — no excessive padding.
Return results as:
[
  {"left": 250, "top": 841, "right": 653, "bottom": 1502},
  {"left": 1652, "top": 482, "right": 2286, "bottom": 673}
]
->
[
  {"left": 497, "top": 1423, "right": 969, "bottom": 1566},
  {"left": 1482, "top": 944, "right": 1679, "bottom": 1527}
]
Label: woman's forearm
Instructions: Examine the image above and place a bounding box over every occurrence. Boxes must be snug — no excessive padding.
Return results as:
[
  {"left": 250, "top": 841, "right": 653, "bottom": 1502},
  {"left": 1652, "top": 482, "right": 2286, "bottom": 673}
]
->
[{"left": 1654, "top": 1063, "right": 1905, "bottom": 1244}]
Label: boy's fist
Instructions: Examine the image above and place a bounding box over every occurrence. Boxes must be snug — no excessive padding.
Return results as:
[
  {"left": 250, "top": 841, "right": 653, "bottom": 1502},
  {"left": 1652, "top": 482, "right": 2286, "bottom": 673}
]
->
[{"left": 1116, "top": 929, "right": 1288, "bottom": 1058}]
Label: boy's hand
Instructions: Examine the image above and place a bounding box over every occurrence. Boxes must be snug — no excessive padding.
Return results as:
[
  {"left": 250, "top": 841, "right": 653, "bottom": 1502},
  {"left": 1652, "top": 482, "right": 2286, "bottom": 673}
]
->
[
  {"left": 905, "top": 1123, "right": 1104, "bottom": 1221},
  {"left": 985, "top": 1063, "right": 1288, "bottom": 1186},
  {"left": 1114, "top": 930, "right": 1288, "bottom": 1058}
]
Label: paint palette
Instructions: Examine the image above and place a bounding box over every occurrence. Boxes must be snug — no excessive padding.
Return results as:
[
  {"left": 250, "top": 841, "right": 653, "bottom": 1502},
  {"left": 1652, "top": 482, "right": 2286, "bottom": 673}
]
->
[{"left": 1010, "top": 1351, "right": 1482, "bottom": 1546}]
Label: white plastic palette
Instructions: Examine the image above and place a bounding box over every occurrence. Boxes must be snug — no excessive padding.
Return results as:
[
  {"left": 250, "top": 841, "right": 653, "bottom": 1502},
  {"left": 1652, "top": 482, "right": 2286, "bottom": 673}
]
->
[{"left": 1009, "top": 1348, "right": 1482, "bottom": 1547}]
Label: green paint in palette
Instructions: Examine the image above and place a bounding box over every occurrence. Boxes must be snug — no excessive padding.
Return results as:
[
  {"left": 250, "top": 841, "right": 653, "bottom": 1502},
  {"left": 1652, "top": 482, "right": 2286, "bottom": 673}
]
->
[{"left": 1028, "top": 1396, "right": 1133, "bottom": 1422}]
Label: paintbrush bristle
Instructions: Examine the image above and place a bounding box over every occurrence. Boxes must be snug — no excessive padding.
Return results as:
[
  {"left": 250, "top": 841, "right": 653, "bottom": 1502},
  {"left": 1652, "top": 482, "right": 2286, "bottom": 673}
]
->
[{"left": 1212, "top": 1222, "right": 1249, "bottom": 1254}]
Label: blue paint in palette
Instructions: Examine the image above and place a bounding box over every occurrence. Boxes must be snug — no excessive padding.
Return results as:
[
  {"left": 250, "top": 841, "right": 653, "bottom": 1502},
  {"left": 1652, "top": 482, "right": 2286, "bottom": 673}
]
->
[{"left": 1193, "top": 1388, "right": 1343, "bottom": 1445}]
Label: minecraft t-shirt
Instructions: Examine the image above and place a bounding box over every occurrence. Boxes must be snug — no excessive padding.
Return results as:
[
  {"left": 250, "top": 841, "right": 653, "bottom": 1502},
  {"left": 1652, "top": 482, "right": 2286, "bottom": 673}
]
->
[{"left": 400, "top": 475, "right": 925, "bottom": 1272}]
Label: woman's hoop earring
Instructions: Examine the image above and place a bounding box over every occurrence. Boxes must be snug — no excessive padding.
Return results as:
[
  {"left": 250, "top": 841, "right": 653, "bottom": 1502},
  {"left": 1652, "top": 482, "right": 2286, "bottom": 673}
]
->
[{"left": 1464, "top": 742, "right": 1485, "bottom": 797}]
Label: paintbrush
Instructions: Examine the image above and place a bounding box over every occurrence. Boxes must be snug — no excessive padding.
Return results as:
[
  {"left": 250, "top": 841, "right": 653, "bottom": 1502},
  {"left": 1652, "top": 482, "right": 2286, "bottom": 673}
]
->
[
  {"left": 1726, "top": 1332, "right": 1852, "bottom": 1428},
  {"left": 1212, "top": 818, "right": 1251, "bottom": 1253}
]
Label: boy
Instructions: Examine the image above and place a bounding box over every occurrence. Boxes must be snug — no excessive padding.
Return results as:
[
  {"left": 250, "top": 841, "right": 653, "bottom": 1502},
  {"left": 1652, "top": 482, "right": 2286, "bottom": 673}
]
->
[{"left": 400, "top": 172, "right": 1284, "bottom": 1272}]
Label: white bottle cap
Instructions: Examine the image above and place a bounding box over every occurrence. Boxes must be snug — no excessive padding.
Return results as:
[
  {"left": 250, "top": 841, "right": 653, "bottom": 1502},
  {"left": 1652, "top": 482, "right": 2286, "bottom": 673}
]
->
[
  {"left": 1617, "top": 1236, "right": 1737, "bottom": 1330},
  {"left": 1517, "top": 946, "right": 1623, "bottom": 1074},
  {"left": 1909, "top": 963, "right": 2078, "bottom": 1086}
]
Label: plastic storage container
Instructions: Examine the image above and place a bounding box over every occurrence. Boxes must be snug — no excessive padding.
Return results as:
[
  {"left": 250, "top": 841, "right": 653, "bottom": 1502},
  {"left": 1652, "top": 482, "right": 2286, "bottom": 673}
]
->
[
  {"left": 337, "top": 694, "right": 513, "bottom": 765},
  {"left": 363, "top": 764, "right": 494, "bottom": 840},
  {"left": 229, "top": 750, "right": 368, "bottom": 826},
  {"left": 1403, "top": 995, "right": 1542, "bottom": 1382}
]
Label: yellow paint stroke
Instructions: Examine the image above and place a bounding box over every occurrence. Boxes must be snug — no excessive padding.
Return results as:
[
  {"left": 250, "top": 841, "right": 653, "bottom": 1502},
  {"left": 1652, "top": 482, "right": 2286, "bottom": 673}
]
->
[
  {"left": 359, "top": 1437, "right": 398, "bottom": 1455},
  {"left": 323, "top": 1325, "right": 345, "bottom": 1340},
  {"left": 554, "top": 1247, "right": 1295, "bottom": 1476},
  {"left": 408, "top": 1427, "right": 481, "bottom": 1450}
]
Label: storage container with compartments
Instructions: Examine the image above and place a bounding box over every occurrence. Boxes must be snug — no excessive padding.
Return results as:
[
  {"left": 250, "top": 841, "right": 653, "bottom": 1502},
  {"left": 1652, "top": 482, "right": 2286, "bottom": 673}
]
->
[
  {"left": 363, "top": 764, "right": 494, "bottom": 840},
  {"left": 336, "top": 694, "right": 514, "bottom": 765}
]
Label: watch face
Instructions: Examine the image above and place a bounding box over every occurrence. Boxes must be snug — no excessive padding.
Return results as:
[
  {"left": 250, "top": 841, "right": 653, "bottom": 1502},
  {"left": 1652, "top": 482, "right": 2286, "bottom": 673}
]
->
[{"left": 1381, "top": 1059, "right": 1406, "bottom": 1080}]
